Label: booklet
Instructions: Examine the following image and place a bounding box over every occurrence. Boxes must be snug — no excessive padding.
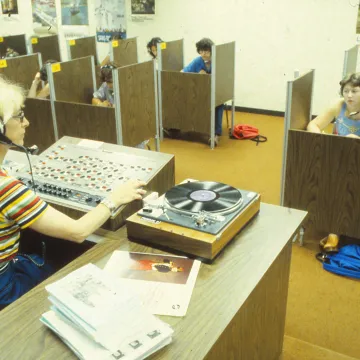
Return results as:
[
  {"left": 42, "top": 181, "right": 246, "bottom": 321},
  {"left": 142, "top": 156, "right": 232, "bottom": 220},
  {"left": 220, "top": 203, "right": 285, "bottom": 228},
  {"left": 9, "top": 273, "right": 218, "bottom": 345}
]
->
[{"left": 104, "top": 251, "right": 201, "bottom": 317}]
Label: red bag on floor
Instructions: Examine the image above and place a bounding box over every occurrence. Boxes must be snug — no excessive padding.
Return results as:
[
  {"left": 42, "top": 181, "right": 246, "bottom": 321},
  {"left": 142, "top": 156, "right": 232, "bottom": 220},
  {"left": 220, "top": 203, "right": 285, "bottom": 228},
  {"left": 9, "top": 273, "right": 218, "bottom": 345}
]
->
[{"left": 229, "top": 124, "right": 267, "bottom": 145}]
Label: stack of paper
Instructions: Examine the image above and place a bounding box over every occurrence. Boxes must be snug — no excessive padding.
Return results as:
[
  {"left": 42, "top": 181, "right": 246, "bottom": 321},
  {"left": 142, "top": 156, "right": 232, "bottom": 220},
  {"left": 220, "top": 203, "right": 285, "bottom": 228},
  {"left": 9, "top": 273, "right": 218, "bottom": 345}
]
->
[{"left": 40, "top": 263, "right": 173, "bottom": 360}]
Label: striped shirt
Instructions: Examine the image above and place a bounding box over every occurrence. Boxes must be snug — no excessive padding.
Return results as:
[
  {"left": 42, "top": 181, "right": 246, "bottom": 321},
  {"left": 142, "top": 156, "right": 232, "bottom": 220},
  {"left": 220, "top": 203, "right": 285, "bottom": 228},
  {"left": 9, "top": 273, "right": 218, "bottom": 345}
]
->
[{"left": 0, "top": 171, "right": 48, "bottom": 267}]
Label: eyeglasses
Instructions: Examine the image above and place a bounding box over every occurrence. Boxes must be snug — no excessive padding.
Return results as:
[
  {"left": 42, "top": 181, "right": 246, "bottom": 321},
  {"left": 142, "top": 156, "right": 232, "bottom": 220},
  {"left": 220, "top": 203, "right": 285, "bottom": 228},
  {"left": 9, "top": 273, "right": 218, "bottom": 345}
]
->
[
  {"left": 199, "top": 50, "right": 211, "bottom": 55},
  {"left": 11, "top": 110, "right": 25, "bottom": 123}
]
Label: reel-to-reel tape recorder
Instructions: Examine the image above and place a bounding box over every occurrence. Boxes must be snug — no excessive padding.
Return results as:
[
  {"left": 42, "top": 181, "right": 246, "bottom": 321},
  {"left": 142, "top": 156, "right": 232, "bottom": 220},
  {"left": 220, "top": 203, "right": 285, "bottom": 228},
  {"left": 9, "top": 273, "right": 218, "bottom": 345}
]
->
[{"left": 126, "top": 180, "right": 261, "bottom": 262}]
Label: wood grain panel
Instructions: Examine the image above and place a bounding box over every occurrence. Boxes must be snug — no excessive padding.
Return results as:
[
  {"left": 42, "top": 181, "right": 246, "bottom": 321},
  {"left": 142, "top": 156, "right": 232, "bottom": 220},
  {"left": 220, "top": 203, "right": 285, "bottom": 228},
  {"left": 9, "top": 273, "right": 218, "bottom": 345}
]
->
[
  {"left": 284, "top": 130, "right": 360, "bottom": 237},
  {"left": 0, "top": 54, "right": 40, "bottom": 90},
  {"left": 68, "top": 36, "right": 97, "bottom": 63},
  {"left": 24, "top": 98, "right": 55, "bottom": 153},
  {"left": 0, "top": 203, "right": 307, "bottom": 360},
  {"left": 161, "top": 39, "right": 184, "bottom": 71},
  {"left": 118, "top": 61, "right": 156, "bottom": 146},
  {"left": 31, "top": 35, "right": 61, "bottom": 63},
  {"left": 215, "top": 41, "right": 235, "bottom": 106},
  {"left": 290, "top": 71, "right": 314, "bottom": 130},
  {"left": 52, "top": 57, "right": 94, "bottom": 104},
  {"left": 343, "top": 45, "right": 358, "bottom": 77},
  {"left": 113, "top": 38, "right": 138, "bottom": 67},
  {"left": 161, "top": 71, "right": 211, "bottom": 133},
  {"left": 55, "top": 101, "right": 117, "bottom": 144},
  {"left": 205, "top": 242, "right": 292, "bottom": 360},
  {"left": 0, "top": 34, "right": 27, "bottom": 58}
]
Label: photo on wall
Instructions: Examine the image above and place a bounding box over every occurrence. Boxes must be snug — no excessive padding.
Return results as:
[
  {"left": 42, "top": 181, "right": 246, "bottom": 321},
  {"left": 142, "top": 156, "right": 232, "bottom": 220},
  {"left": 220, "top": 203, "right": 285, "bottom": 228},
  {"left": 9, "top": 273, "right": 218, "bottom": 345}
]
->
[
  {"left": 131, "top": 0, "right": 155, "bottom": 15},
  {"left": 61, "top": 0, "right": 89, "bottom": 25},
  {"left": 95, "top": 0, "right": 127, "bottom": 43},
  {"left": 32, "top": 0, "right": 58, "bottom": 35},
  {"left": 1, "top": 0, "right": 18, "bottom": 15}
]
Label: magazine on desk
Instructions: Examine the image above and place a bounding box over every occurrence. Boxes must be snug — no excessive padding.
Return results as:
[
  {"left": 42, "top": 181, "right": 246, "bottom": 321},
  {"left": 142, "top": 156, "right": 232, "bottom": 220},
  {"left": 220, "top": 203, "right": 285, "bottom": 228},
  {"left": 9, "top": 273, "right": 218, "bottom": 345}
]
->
[
  {"left": 103, "top": 251, "right": 201, "bottom": 317},
  {"left": 40, "top": 263, "right": 173, "bottom": 360}
]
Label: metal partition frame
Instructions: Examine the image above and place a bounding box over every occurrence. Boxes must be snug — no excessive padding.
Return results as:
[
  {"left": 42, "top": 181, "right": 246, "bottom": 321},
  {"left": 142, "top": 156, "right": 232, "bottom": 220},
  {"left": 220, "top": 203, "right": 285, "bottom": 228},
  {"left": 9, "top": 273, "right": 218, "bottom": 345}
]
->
[
  {"left": 342, "top": 45, "right": 358, "bottom": 78},
  {"left": 46, "top": 62, "right": 59, "bottom": 141},
  {"left": 280, "top": 69, "right": 315, "bottom": 205},
  {"left": 210, "top": 44, "right": 216, "bottom": 150},
  {"left": 157, "top": 42, "right": 164, "bottom": 141},
  {"left": 112, "top": 68, "right": 123, "bottom": 145}
]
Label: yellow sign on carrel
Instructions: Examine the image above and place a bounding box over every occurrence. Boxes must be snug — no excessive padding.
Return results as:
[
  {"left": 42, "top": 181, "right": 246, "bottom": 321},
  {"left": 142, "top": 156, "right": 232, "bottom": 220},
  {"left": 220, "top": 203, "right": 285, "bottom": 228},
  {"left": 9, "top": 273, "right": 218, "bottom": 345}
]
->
[
  {"left": 51, "top": 63, "right": 61, "bottom": 73},
  {"left": 31, "top": 38, "right": 38, "bottom": 44},
  {"left": 0, "top": 60, "right": 7, "bottom": 68},
  {"left": 69, "top": 40, "right": 76, "bottom": 46}
]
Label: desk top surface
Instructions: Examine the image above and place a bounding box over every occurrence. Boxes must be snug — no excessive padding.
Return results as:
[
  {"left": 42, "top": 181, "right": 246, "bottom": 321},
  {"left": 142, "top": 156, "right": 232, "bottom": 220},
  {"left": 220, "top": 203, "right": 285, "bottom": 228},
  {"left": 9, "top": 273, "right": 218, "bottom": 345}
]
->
[{"left": 0, "top": 203, "right": 306, "bottom": 360}]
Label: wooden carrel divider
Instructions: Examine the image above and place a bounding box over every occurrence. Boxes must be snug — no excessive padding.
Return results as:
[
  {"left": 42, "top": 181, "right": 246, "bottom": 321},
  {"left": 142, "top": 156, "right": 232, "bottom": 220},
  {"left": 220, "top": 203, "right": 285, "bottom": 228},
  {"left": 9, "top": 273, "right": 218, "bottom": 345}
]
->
[
  {"left": 55, "top": 101, "right": 117, "bottom": 144},
  {"left": 24, "top": 98, "right": 56, "bottom": 153},
  {"left": 0, "top": 54, "right": 40, "bottom": 90},
  {"left": 31, "top": 35, "right": 61, "bottom": 63},
  {"left": 52, "top": 56, "right": 94, "bottom": 104},
  {"left": 0, "top": 34, "right": 27, "bottom": 58},
  {"left": 160, "top": 39, "right": 184, "bottom": 71},
  {"left": 289, "top": 71, "right": 314, "bottom": 130},
  {"left": 215, "top": 41, "right": 235, "bottom": 106},
  {"left": 161, "top": 71, "right": 211, "bottom": 134},
  {"left": 112, "top": 38, "right": 138, "bottom": 67},
  {"left": 117, "top": 60, "right": 156, "bottom": 146},
  {"left": 68, "top": 36, "right": 97, "bottom": 64},
  {"left": 284, "top": 130, "right": 360, "bottom": 238}
]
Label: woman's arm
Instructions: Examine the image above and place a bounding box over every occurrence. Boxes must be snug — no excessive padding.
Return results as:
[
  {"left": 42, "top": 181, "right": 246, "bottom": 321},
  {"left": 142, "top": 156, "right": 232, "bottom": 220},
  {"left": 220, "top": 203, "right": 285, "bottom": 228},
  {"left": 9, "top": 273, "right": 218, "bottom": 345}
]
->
[
  {"left": 307, "top": 99, "right": 343, "bottom": 133},
  {"left": 29, "top": 179, "right": 146, "bottom": 243},
  {"left": 28, "top": 73, "right": 41, "bottom": 98},
  {"left": 36, "top": 84, "right": 50, "bottom": 99}
]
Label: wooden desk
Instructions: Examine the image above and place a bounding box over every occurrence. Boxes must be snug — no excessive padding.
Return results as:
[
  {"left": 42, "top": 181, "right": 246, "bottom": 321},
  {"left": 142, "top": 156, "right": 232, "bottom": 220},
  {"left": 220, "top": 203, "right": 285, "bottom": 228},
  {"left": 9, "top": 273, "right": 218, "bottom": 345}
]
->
[{"left": 0, "top": 203, "right": 306, "bottom": 360}]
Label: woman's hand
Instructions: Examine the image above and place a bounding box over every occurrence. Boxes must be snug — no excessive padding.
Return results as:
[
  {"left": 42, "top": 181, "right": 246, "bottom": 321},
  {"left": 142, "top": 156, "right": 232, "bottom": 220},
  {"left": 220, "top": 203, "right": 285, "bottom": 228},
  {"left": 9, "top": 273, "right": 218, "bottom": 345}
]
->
[
  {"left": 109, "top": 179, "right": 147, "bottom": 208},
  {"left": 33, "top": 72, "right": 41, "bottom": 83}
]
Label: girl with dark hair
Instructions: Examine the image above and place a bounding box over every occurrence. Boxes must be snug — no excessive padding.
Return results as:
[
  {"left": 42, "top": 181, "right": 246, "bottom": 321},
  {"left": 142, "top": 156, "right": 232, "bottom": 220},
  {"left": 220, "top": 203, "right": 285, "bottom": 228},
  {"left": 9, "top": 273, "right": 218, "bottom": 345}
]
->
[
  {"left": 307, "top": 73, "right": 360, "bottom": 137},
  {"left": 147, "top": 37, "right": 164, "bottom": 59}
]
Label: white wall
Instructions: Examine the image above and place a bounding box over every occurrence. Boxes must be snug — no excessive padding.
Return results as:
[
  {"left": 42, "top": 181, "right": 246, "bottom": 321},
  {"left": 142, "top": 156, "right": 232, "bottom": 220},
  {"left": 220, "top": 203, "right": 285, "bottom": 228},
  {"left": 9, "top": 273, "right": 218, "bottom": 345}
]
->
[{"left": 1, "top": 0, "right": 358, "bottom": 114}]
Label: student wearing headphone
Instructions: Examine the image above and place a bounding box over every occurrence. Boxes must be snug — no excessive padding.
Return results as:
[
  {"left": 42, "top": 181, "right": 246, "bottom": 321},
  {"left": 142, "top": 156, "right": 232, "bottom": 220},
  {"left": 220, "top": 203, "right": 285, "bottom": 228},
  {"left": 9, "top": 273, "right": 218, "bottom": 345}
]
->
[
  {"left": 0, "top": 76, "right": 146, "bottom": 308},
  {"left": 28, "top": 59, "right": 58, "bottom": 99},
  {"left": 182, "top": 38, "right": 224, "bottom": 146},
  {"left": 92, "top": 62, "right": 118, "bottom": 107}
]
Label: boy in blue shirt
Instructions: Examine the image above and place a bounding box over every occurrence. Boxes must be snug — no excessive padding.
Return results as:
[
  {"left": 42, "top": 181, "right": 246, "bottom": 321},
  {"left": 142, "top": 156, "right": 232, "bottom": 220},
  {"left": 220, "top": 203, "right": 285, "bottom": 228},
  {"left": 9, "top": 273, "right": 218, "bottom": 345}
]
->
[{"left": 183, "top": 38, "right": 224, "bottom": 145}]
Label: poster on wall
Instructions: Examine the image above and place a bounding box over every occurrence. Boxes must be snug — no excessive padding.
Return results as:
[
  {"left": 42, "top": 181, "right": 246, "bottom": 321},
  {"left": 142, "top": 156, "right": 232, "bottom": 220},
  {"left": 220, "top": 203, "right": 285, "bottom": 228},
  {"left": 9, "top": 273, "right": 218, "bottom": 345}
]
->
[
  {"left": 32, "top": 0, "right": 58, "bottom": 35},
  {"left": 131, "top": 0, "right": 155, "bottom": 21},
  {"left": 61, "top": 0, "right": 89, "bottom": 25},
  {"left": 1, "top": 0, "right": 18, "bottom": 15},
  {"left": 95, "top": 0, "right": 127, "bottom": 43},
  {"left": 131, "top": 0, "right": 155, "bottom": 15}
]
